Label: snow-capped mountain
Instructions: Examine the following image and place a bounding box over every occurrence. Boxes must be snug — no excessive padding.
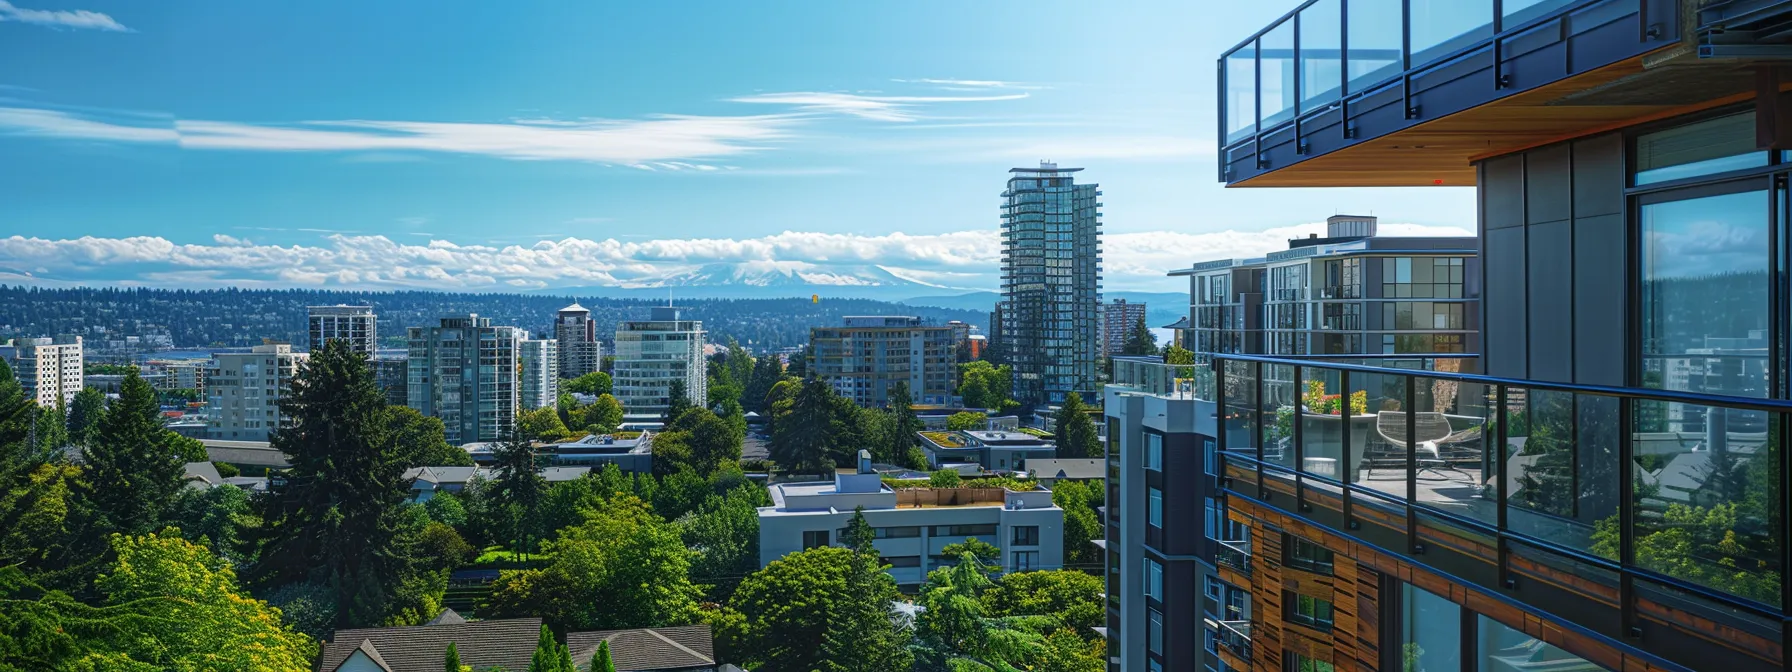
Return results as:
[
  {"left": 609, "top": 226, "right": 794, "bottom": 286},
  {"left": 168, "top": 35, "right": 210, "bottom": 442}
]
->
[{"left": 552, "top": 261, "right": 984, "bottom": 300}]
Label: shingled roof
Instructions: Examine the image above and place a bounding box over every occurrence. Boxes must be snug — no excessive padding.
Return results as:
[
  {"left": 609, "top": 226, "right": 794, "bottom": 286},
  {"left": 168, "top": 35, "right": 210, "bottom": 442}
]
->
[
  {"left": 568, "top": 624, "right": 716, "bottom": 671},
  {"left": 314, "top": 617, "right": 541, "bottom": 672}
]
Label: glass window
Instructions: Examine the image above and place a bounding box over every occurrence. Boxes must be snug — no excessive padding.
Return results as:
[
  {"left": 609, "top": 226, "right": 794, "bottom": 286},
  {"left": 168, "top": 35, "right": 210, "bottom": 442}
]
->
[
  {"left": 1148, "top": 487, "right": 1163, "bottom": 527},
  {"left": 1145, "top": 432, "right": 1163, "bottom": 471},
  {"left": 1286, "top": 653, "right": 1336, "bottom": 672},
  {"left": 1013, "top": 550, "right": 1040, "bottom": 571},
  {"left": 1502, "top": 0, "right": 1576, "bottom": 26},
  {"left": 1408, "top": 0, "right": 1491, "bottom": 67},
  {"left": 1286, "top": 592, "right": 1334, "bottom": 630},
  {"left": 1639, "top": 187, "right": 1769, "bottom": 400},
  {"left": 1225, "top": 44, "right": 1257, "bottom": 144},
  {"left": 1299, "top": 0, "right": 1342, "bottom": 112},
  {"left": 1145, "top": 557, "right": 1164, "bottom": 600},
  {"left": 802, "top": 530, "right": 830, "bottom": 549},
  {"left": 1635, "top": 114, "right": 1766, "bottom": 185},
  {"left": 1260, "top": 19, "right": 1296, "bottom": 128},
  {"left": 1475, "top": 614, "right": 1595, "bottom": 671},
  {"left": 1400, "top": 584, "right": 1462, "bottom": 672},
  {"left": 1206, "top": 497, "right": 1221, "bottom": 541},
  {"left": 1148, "top": 608, "right": 1164, "bottom": 655},
  {"left": 1204, "top": 438, "right": 1218, "bottom": 475},
  {"left": 1347, "top": 0, "right": 1402, "bottom": 94},
  {"left": 1285, "top": 535, "right": 1335, "bottom": 575},
  {"left": 1012, "top": 525, "right": 1039, "bottom": 546},
  {"left": 1206, "top": 576, "right": 1222, "bottom": 600}
]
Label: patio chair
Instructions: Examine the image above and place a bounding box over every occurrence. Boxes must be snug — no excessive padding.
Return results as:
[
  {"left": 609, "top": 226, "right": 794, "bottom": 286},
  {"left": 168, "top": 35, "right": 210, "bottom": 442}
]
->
[{"left": 1371, "top": 411, "right": 1475, "bottom": 482}]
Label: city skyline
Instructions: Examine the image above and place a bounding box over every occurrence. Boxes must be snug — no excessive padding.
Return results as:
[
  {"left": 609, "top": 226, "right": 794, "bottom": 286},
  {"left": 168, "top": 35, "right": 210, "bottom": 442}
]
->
[{"left": 0, "top": 0, "right": 1474, "bottom": 293}]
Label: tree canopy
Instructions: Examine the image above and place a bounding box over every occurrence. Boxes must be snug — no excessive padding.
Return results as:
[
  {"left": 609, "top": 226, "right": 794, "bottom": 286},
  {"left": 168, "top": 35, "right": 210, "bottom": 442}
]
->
[
  {"left": 1052, "top": 393, "right": 1101, "bottom": 459},
  {"left": 716, "top": 545, "right": 911, "bottom": 672},
  {"left": 563, "top": 371, "right": 613, "bottom": 396},
  {"left": 81, "top": 371, "right": 188, "bottom": 537},
  {"left": 1120, "top": 315, "right": 1158, "bottom": 356}
]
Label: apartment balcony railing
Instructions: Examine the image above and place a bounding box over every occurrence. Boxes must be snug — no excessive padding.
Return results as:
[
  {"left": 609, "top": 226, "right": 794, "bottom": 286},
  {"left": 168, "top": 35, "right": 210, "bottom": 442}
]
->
[
  {"left": 1207, "top": 618, "right": 1253, "bottom": 661},
  {"left": 1109, "top": 356, "right": 1214, "bottom": 400},
  {"left": 1216, "top": 539, "right": 1253, "bottom": 577},
  {"left": 1210, "top": 353, "right": 1789, "bottom": 672}
]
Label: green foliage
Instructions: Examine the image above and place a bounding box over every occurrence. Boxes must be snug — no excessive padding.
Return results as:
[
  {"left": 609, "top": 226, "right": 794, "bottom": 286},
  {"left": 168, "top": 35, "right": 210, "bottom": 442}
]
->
[
  {"left": 528, "top": 623, "right": 576, "bottom": 672},
  {"left": 591, "top": 640, "right": 617, "bottom": 672},
  {"left": 1050, "top": 480, "right": 1103, "bottom": 568},
  {"left": 677, "top": 484, "right": 763, "bottom": 597},
  {"left": 418, "top": 522, "right": 476, "bottom": 572},
  {"left": 586, "top": 394, "right": 624, "bottom": 433},
  {"left": 939, "top": 539, "right": 1001, "bottom": 570},
  {"left": 445, "top": 642, "right": 464, "bottom": 672},
  {"left": 664, "top": 379, "right": 697, "bottom": 424},
  {"left": 63, "top": 387, "right": 105, "bottom": 448},
  {"left": 981, "top": 570, "right": 1104, "bottom": 632},
  {"left": 1163, "top": 345, "right": 1196, "bottom": 366},
  {"left": 667, "top": 408, "right": 742, "bottom": 476},
  {"left": 167, "top": 484, "right": 255, "bottom": 563},
  {"left": 1051, "top": 393, "right": 1101, "bottom": 459},
  {"left": 30, "top": 404, "right": 67, "bottom": 458},
  {"left": 489, "top": 423, "right": 549, "bottom": 552},
  {"left": 946, "top": 411, "right": 988, "bottom": 431},
  {"left": 916, "top": 557, "right": 1106, "bottom": 670},
  {"left": 389, "top": 406, "right": 473, "bottom": 467},
  {"left": 484, "top": 495, "right": 702, "bottom": 631},
  {"left": 0, "top": 462, "right": 98, "bottom": 588},
  {"left": 423, "top": 493, "right": 469, "bottom": 528},
  {"left": 717, "top": 546, "right": 911, "bottom": 672},
  {"left": 770, "top": 377, "right": 846, "bottom": 474},
  {"left": 261, "top": 579, "right": 337, "bottom": 639},
  {"left": 563, "top": 371, "right": 613, "bottom": 396},
  {"left": 958, "top": 362, "right": 1018, "bottom": 413},
  {"left": 743, "top": 354, "right": 784, "bottom": 414},
  {"left": 1121, "top": 315, "right": 1158, "bottom": 356},
  {"left": 520, "top": 406, "right": 573, "bottom": 442},
  {"left": 212, "top": 461, "right": 239, "bottom": 478},
  {"left": 929, "top": 469, "right": 963, "bottom": 489},
  {"left": 82, "top": 371, "right": 187, "bottom": 536},
  {"left": 244, "top": 339, "right": 414, "bottom": 627}
]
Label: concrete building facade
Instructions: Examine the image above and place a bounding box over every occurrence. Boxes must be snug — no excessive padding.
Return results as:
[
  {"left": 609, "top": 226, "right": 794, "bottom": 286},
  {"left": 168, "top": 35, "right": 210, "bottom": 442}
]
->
[
  {"left": 11, "top": 335, "right": 83, "bottom": 408},
  {"left": 554, "top": 303, "right": 602, "bottom": 381},
  {"left": 205, "top": 342, "right": 307, "bottom": 441},
  {"left": 612, "top": 306, "right": 706, "bottom": 417},
  {"left": 1000, "top": 161, "right": 1101, "bottom": 406},
  {"left": 308, "top": 305, "right": 377, "bottom": 357},
  {"left": 518, "top": 337, "right": 558, "bottom": 411},
  {"left": 809, "top": 316, "right": 957, "bottom": 407},
  {"left": 406, "top": 315, "right": 521, "bottom": 444},
  {"left": 1100, "top": 299, "right": 1148, "bottom": 356}
]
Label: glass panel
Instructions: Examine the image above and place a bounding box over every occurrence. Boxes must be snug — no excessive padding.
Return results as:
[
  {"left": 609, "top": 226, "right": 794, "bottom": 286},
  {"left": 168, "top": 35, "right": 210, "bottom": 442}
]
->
[
  {"left": 1348, "top": 0, "right": 1403, "bottom": 94},
  {"left": 1401, "top": 584, "right": 1462, "bottom": 671},
  {"left": 1502, "top": 0, "right": 1577, "bottom": 27},
  {"left": 1265, "top": 363, "right": 1297, "bottom": 470},
  {"left": 1475, "top": 614, "right": 1599, "bottom": 671},
  {"left": 1639, "top": 188, "right": 1770, "bottom": 400},
  {"left": 1224, "top": 360, "right": 1260, "bottom": 455},
  {"left": 1409, "top": 0, "right": 1492, "bottom": 67},
  {"left": 1504, "top": 389, "right": 1617, "bottom": 554},
  {"left": 1635, "top": 114, "right": 1767, "bottom": 185},
  {"left": 1300, "top": 0, "right": 1342, "bottom": 112},
  {"left": 1351, "top": 369, "right": 1410, "bottom": 501},
  {"left": 1629, "top": 404, "right": 1781, "bottom": 608},
  {"left": 1225, "top": 44, "right": 1258, "bottom": 144},
  {"left": 1300, "top": 367, "right": 1347, "bottom": 480},
  {"left": 1409, "top": 379, "right": 1496, "bottom": 528},
  {"left": 1260, "top": 19, "right": 1296, "bottom": 129}
]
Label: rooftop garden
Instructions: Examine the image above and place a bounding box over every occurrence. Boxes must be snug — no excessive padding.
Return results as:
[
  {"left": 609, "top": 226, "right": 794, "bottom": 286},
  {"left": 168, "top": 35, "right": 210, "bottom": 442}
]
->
[
  {"left": 1014, "top": 427, "right": 1052, "bottom": 439},
  {"left": 919, "top": 431, "right": 966, "bottom": 448},
  {"left": 880, "top": 472, "right": 1039, "bottom": 492}
]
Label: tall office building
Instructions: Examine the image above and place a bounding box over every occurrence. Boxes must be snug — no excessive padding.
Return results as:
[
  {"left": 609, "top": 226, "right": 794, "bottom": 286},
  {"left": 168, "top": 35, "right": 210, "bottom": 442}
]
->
[
  {"left": 554, "top": 303, "right": 602, "bottom": 380},
  {"left": 1170, "top": 215, "right": 1480, "bottom": 363},
  {"left": 809, "top": 316, "right": 957, "bottom": 407},
  {"left": 1000, "top": 162, "right": 1101, "bottom": 407},
  {"left": 308, "top": 305, "right": 377, "bottom": 357},
  {"left": 612, "top": 306, "right": 705, "bottom": 417},
  {"left": 205, "top": 342, "right": 307, "bottom": 441},
  {"left": 12, "top": 335, "right": 82, "bottom": 408},
  {"left": 1100, "top": 6, "right": 1792, "bottom": 672},
  {"left": 407, "top": 315, "right": 521, "bottom": 444},
  {"left": 518, "top": 337, "right": 559, "bottom": 411},
  {"left": 1099, "top": 299, "right": 1148, "bottom": 356}
]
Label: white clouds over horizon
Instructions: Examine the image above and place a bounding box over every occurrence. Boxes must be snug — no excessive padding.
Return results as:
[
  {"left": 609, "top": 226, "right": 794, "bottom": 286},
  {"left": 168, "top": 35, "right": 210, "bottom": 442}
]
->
[
  {"left": 0, "top": 0, "right": 130, "bottom": 31},
  {"left": 727, "top": 91, "right": 1030, "bottom": 122},
  {"left": 0, "top": 222, "right": 1472, "bottom": 293}
]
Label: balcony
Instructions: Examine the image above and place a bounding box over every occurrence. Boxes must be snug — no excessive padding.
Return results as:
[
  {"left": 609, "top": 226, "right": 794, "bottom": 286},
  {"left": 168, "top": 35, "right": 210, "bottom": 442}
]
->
[
  {"left": 1109, "top": 356, "right": 1214, "bottom": 400},
  {"left": 1211, "top": 354, "right": 1788, "bottom": 672},
  {"left": 1207, "top": 618, "right": 1253, "bottom": 661},
  {"left": 1216, "top": 538, "right": 1253, "bottom": 577},
  {"left": 1218, "top": 0, "right": 1766, "bottom": 187}
]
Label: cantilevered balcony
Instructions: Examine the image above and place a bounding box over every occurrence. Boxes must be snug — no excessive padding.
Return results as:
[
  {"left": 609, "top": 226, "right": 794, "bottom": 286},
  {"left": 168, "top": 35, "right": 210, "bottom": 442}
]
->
[
  {"left": 1215, "top": 0, "right": 1792, "bottom": 187},
  {"left": 1211, "top": 354, "right": 1788, "bottom": 672},
  {"left": 1207, "top": 618, "right": 1253, "bottom": 662},
  {"left": 1215, "top": 538, "right": 1254, "bottom": 577}
]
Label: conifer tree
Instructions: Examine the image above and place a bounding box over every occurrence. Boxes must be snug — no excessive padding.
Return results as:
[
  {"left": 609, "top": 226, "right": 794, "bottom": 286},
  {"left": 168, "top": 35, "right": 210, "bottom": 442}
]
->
[
  {"left": 82, "top": 371, "right": 186, "bottom": 535},
  {"left": 64, "top": 387, "right": 106, "bottom": 447},
  {"left": 1052, "top": 392, "right": 1101, "bottom": 459}
]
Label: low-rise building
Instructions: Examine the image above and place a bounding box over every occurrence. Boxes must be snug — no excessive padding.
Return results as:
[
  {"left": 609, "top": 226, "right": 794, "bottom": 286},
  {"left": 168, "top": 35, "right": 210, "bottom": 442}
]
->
[
  {"left": 1019, "top": 457, "right": 1104, "bottom": 486},
  {"left": 918, "top": 429, "right": 1057, "bottom": 472},
  {"left": 545, "top": 432, "right": 653, "bottom": 472},
  {"left": 809, "top": 316, "right": 957, "bottom": 407},
  {"left": 757, "top": 455, "right": 1063, "bottom": 587}
]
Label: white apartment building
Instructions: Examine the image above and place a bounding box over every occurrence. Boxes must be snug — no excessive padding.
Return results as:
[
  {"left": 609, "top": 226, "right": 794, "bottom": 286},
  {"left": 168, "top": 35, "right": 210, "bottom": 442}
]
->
[
  {"left": 612, "top": 306, "right": 706, "bottom": 417},
  {"left": 308, "top": 305, "right": 377, "bottom": 357},
  {"left": 407, "top": 314, "right": 521, "bottom": 444},
  {"left": 205, "top": 342, "right": 308, "bottom": 441},
  {"left": 12, "top": 335, "right": 83, "bottom": 408},
  {"left": 555, "top": 303, "right": 602, "bottom": 380},
  {"left": 519, "top": 337, "right": 559, "bottom": 411},
  {"left": 757, "top": 455, "right": 1063, "bottom": 587},
  {"left": 809, "top": 316, "right": 957, "bottom": 407}
]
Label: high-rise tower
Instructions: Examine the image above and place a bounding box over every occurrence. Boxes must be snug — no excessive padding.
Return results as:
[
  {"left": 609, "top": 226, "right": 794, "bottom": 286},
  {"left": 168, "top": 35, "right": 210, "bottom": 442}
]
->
[{"left": 999, "top": 161, "right": 1101, "bottom": 406}]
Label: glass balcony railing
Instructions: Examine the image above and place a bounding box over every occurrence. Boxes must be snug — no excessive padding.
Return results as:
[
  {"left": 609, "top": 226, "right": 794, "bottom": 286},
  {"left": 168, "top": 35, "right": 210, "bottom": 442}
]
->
[
  {"left": 1216, "top": 538, "right": 1253, "bottom": 576},
  {"left": 1207, "top": 618, "right": 1253, "bottom": 660},
  {"left": 1212, "top": 354, "right": 1787, "bottom": 671},
  {"left": 1109, "top": 356, "right": 1214, "bottom": 400}
]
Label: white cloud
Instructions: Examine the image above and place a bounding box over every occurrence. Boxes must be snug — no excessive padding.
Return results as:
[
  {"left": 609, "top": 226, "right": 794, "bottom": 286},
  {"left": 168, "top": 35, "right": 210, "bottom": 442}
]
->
[
  {"left": 0, "top": 223, "right": 1472, "bottom": 292},
  {"left": 893, "top": 78, "right": 1049, "bottom": 90},
  {"left": 0, "top": 0, "right": 130, "bottom": 32},
  {"left": 0, "top": 107, "right": 174, "bottom": 143},
  {"left": 729, "top": 91, "right": 1027, "bottom": 122}
]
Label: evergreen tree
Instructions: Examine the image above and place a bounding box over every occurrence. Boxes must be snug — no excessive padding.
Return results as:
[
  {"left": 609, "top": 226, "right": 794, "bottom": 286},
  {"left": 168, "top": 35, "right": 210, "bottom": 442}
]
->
[
  {"left": 1121, "top": 315, "right": 1158, "bottom": 356},
  {"left": 444, "top": 642, "right": 464, "bottom": 672},
  {"left": 490, "top": 422, "right": 548, "bottom": 553},
  {"left": 826, "top": 508, "right": 914, "bottom": 671},
  {"left": 725, "top": 339, "right": 755, "bottom": 393},
  {"left": 64, "top": 387, "right": 105, "bottom": 447},
  {"left": 664, "top": 379, "right": 696, "bottom": 424},
  {"left": 1052, "top": 393, "right": 1101, "bottom": 459},
  {"left": 30, "top": 402, "right": 67, "bottom": 460},
  {"left": 744, "top": 354, "right": 784, "bottom": 413},
  {"left": 245, "top": 339, "right": 411, "bottom": 627},
  {"left": 888, "top": 381, "right": 922, "bottom": 456},
  {"left": 842, "top": 507, "right": 875, "bottom": 552},
  {"left": 787, "top": 344, "right": 811, "bottom": 379},
  {"left": 770, "top": 377, "right": 840, "bottom": 474},
  {"left": 591, "top": 640, "right": 617, "bottom": 672},
  {"left": 82, "top": 371, "right": 186, "bottom": 536}
]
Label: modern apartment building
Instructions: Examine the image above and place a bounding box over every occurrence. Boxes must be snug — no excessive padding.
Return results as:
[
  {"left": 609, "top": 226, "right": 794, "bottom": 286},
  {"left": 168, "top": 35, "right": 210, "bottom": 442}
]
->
[
  {"left": 1101, "top": 3, "right": 1792, "bottom": 672},
  {"left": 518, "top": 337, "right": 558, "bottom": 411},
  {"left": 1171, "top": 215, "right": 1480, "bottom": 362},
  {"left": 205, "top": 342, "right": 307, "bottom": 441},
  {"left": 612, "top": 306, "right": 706, "bottom": 417},
  {"left": 307, "top": 305, "right": 377, "bottom": 357},
  {"left": 1100, "top": 299, "right": 1148, "bottom": 356},
  {"left": 1000, "top": 161, "right": 1102, "bottom": 406},
  {"left": 407, "top": 315, "right": 521, "bottom": 444},
  {"left": 372, "top": 355, "right": 409, "bottom": 407},
  {"left": 555, "top": 303, "right": 602, "bottom": 381},
  {"left": 11, "top": 335, "right": 82, "bottom": 408},
  {"left": 758, "top": 455, "right": 1064, "bottom": 589},
  {"left": 808, "top": 316, "right": 956, "bottom": 407}
]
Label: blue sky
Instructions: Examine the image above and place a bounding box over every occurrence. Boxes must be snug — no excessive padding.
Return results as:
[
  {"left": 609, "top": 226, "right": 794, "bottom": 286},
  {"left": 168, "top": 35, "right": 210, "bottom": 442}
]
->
[{"left": 0, "top": 0, "right": 1474, "bottom": 292}]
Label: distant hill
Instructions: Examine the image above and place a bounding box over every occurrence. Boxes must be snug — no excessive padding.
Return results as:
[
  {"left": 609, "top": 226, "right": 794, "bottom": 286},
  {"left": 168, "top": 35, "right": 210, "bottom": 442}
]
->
[
  {"left": 900, "top": 290, "right": 1187, "bottom": 327},
  {"left": 546, "top": 262, "right": 973, "bottom": 302}
]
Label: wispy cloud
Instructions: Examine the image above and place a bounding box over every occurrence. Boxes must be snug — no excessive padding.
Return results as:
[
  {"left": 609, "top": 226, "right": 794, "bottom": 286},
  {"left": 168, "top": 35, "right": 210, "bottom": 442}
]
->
[
  {"left": 893, "top": 78, "right": 1049, "bottom": 91},
  {"left": 0, "top": 1, "right": 130, "bottom": 31},
  {"left": 0, "top": 222, "right": 1473, "bottom": 292},
  {"left": 729, "top": 91, "right": 1027, "bottom": 122},
  {"left": 0, "top": 106, "right": 799, "bottom": 165}
]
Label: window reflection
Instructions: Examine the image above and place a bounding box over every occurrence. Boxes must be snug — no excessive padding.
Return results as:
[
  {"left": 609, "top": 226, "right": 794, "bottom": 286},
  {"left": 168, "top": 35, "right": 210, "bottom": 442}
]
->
[
  {"left": 1346, "top": 0, "right": 1402, "bottom": 94},
  {"left": 1225, "top": 45, "right": 1257, "bottom": 144},
  {"left": 1408, "top": 0, "right": 1491, "bottom": 66},
  {"left": 1299, "top": 0, "right": 1342, "bottom": 112},
  {"left": 1260, "top": 20, "right": 1296, "bottom": 128},
  {"left": 1475, "top": 615, "right": 1600, "bottom": 671},
  {"left": 1635, "top": 114, "right": 1766, "bottom": 185},
  {"left": 1639, "top": 188, "right": 1770, "bottom": 405},
  {"left": 1401, "top": 584, "right": 1462, "bottom": 672}
]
